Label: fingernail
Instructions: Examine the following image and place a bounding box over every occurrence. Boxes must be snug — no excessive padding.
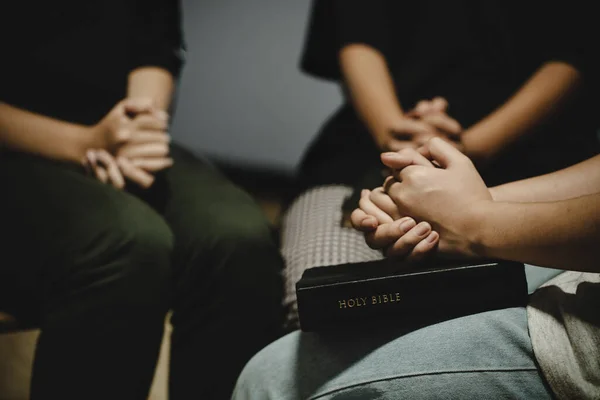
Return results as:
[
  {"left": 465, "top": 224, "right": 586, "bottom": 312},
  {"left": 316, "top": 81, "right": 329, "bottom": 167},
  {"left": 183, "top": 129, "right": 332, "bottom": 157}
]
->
[
  {"left": 415, "top": 222, "right": 431, "bottom": 236},
  {"left": 382, "top": 152, "right": 399, "bottom": 158},
  {"left": 362, "top": 217, "right": 377, "bottom": 228},
  {"left": 361, "top": 189, "right": 369, "bottom": 196},
  {"left": 426, "top": 231, "right": 439, "bottom": 243},
  {"left": 400, "top": 219, "right": 416, "bottom": 233}
]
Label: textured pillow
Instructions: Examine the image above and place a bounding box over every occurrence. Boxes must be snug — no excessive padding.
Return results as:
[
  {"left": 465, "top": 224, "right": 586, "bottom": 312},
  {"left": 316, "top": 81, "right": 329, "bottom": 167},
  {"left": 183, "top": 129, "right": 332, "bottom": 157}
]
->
[{"left": 280, "top": 185, "right": 383, "bottom": 328}]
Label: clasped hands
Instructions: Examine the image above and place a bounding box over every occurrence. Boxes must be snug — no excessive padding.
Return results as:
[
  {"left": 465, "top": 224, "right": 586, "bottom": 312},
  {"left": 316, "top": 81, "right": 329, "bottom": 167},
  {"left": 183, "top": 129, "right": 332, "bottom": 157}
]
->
[
  {"left": 351, "top": 137, "right": 493, "bottom": 262},
  {"left": 84, "top": 98, "right": 173, "bottom": 189},
  {"left": 377, "top": 97, "right": 464, "bottom": 153}
]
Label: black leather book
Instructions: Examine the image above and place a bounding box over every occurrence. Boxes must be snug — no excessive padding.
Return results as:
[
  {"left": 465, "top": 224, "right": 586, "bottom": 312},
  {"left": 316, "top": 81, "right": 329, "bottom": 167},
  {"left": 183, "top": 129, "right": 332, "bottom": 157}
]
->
[{"left": 296, "top": 258, "right": 528, "bottom": 332}]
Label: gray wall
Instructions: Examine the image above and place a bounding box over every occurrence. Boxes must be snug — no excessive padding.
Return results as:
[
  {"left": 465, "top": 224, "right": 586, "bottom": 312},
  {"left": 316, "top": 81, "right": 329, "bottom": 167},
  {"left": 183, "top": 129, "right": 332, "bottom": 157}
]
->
[{"left": 172, "top": 0, "right": 342, "bottom": 173}]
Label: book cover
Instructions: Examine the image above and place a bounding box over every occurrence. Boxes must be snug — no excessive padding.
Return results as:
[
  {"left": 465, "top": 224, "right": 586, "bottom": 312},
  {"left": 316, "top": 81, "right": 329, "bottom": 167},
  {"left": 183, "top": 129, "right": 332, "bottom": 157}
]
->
[{"left": 296, "top": 258, "right": 528, "bottom": 332}]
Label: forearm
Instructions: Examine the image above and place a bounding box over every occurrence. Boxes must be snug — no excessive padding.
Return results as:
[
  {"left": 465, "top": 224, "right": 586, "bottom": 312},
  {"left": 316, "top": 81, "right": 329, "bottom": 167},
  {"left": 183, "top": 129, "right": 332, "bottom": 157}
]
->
[
  {"left": 462, "top": 61, "right": 581, "bottom": 162},
  {"left": 0, "top": 103, "right": 98, "bottom": 163},
  {"left": 474, "top": 195, "right": 600, "bottom": 272},
  {"left": 127, "top": 67, "right": 175, "bottom": 111},
  {"left": 490, "top": 155, "right": 600, "bottom": 202},
  {"left": 339, "top": 44, "right": 404, "bottom": 139}
]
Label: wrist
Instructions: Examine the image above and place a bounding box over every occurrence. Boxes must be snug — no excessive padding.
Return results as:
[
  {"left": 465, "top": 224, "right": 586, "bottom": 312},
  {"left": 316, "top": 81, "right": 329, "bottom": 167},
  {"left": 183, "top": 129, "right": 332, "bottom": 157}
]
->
[
  {"left": 461, "top": 130, "right": 486, "bottom": 164},
  {"left": 462, "top": 200, "right": 497, "bottom": 258},
  {"left": 370, "top": 113, "right": 406, "bottom": 147},
  {"left": 73, "top": 125, "right": 104, "bottom": 164}
]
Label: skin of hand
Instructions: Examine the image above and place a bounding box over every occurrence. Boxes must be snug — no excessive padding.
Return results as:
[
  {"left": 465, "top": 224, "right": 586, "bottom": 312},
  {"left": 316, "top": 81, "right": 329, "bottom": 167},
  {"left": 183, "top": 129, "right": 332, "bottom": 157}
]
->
[
  {"left": 85, "top": 98, "right": 173, "bottom": 189},
  {"left": 380, "top": 138, "right": 492, "bottom": 257},
  {"left": 405, "top": 97, "right": 464, "bottom": 151},
  {"left": 86, "top": 148, "right": 160, "bottom": 190},
  {"left": 355, "top": 141, "right": 600, "bottom": 271},
  {"left": 351, "top": 190, "right": 440, "bottom": 260},
  {"left": 379, "top": 97, "right": 463, "bottom": 152},
  {"left": 352, "top": 139, "right": 492, "bottom": 259},
  {"left": 377, "top": 116, "right": 441, "bottom": 152}
]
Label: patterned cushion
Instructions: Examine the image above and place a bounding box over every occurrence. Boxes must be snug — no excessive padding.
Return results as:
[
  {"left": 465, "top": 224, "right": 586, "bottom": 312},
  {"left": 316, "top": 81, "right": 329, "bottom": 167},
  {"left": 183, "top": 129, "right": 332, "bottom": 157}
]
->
[{"left": 281, "top": 185, "right": 384, "bottom": 328}]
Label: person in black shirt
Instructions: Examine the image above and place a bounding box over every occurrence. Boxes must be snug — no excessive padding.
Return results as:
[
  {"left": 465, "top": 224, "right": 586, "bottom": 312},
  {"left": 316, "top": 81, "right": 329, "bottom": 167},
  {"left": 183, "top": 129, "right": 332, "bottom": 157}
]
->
[
  {"left": 299, "top": 0, "right": 598, "bottom": 188},
  {"left": 0, "top": 1, "right": 284, "bottom": 399},
  {"left": 278, "top": 0, "right": 599, "bottom": 329}
]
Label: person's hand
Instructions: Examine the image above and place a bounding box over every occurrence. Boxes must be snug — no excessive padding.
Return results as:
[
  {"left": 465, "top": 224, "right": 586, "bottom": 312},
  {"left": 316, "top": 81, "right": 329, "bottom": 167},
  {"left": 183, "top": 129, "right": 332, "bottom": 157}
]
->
[
  {"left": 405, "top": 97, "right": 464, "bottom": 150},
  {"left": 350, "top": 148, "right": 439, "bottom": 232},
  {"left": 85, "top": 149, "right": 126, "bottom": 189},
  {"left": 89, "top": 97, "right": 173, "bottom": 172},
  {"left": 351, "top": 189, "right": 440, "bottom": 260},
  {"left": 86, "top": 149, "right": 157, "bottom": 189},
  {"left": 375, "top": 97, "right": 462, "bottom": 152},
  {"left": 382, "top": 138, "right": 493, "bottom": 256},
  {"left": 86, "top": 98, "right": 173, "bottom": 188},
  {"left": 115, "top": 111, "right": 173, "bottom": 173},
  {"left": 375, "top": 115, "right": 440, "bottom": 152},
  {"left": 88, "top": 98, "right": 159, "bottom": 152}
]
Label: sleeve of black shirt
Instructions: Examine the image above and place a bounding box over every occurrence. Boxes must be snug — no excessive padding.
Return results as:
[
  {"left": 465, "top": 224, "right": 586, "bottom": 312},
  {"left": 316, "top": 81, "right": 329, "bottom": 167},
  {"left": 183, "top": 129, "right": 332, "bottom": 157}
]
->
[
  {"left": 301, "top": 0, "right": 391, "bottom": 81},
  {"left": 128, "top": 0, "right": 186, "bottom": 78},
  {"left": 529, "top": 0, "right": 593, "bottom": 76}
]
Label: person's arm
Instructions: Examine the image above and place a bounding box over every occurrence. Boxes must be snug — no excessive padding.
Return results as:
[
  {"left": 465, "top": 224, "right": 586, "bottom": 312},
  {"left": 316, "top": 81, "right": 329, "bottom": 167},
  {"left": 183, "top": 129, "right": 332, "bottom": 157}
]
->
[
  {"left": 333, "top": 0, "right": 405, "bottom": 148},
  {"left": 333, "top": 1, "right": 459, "bottom": 151},
  {"left": 339, "top": 44, "right": 406, "bottom": 147},
  {"left": 475, "top": 194, "right": 600, "bottom": 272},
  {"left": 0, "top": 98, "right": 162, "bottom": 166},
  {"left": 489, "top": 155, "right": 600, "bottom": 202},
  {"left": 127, "top": 67, "right": 175, "bottom": 112},
  {"left": 373, "top": 140, "right": 600, "bottom": 272},
  {"left": 462, "top": 61, "right": 581, "bottom": 164},
  {"left": 127, "top": 0, "right": 185, "bottom": 111},
  {"left": 0, "top": 103, "right": 99, "bottom": 163}
]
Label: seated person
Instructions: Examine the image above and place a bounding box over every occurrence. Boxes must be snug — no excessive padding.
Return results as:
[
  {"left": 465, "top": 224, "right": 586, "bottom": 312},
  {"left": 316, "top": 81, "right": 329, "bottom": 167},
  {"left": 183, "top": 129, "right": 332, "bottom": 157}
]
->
[
  {"left": 0, "top": 1, "right": 283, "bottom": 399},
  {"left": 280, "top": 0, "right": 598, "bottom": 328},
  {"left": 232, "top": 137, "right": 600, "bottom": 399}
]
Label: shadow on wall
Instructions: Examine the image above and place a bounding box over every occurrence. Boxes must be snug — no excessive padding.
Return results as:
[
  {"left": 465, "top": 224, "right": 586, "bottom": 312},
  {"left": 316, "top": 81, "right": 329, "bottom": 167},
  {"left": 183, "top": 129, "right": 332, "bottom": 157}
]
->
[{"left": 173, "top": 0, "right": 342, "bottom": 174}]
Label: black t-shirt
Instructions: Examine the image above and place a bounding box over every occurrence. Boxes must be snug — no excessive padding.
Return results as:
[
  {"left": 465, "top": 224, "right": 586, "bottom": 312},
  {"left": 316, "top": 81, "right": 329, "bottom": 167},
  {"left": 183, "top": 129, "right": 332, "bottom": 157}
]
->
[
  {"left": 2, "top": 0, "right": 185, "bottom": 125},
  {"left": 299, "top": 0, "right": 599, "bottom": 187}
]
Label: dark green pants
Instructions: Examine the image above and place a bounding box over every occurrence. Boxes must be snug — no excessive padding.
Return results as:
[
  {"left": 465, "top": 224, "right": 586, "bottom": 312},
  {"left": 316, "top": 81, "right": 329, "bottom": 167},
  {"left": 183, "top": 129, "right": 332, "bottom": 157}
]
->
[{"left": 0, "top": 144, "right": 284, "bottom": 400}]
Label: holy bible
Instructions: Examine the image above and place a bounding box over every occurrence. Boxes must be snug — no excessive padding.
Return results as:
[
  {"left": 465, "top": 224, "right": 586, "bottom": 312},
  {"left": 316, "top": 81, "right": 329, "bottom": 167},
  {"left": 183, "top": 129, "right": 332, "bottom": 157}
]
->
[{"left": 296, "top": 258, "right": 528, "bottom": 332}]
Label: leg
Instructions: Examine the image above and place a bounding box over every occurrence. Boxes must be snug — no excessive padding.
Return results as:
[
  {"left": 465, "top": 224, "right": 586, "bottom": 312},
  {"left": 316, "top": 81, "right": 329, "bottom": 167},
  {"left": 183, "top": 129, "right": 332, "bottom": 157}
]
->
[
  {"left": 233, "top": 308, "right": 554, "bottom": 399},
  {"left": 161, "top": 144, "right": 284, "bottom": 400},
  {"left": 281, "top": 186, "right": 383, "bottom": 328},
  {"left": 0, "top": 153, "right": 173, "bottom": 400}
]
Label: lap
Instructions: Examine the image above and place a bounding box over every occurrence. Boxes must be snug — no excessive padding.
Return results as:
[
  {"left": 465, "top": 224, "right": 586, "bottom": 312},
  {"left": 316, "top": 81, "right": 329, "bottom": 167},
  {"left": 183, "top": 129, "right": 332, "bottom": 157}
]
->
[
  {"left": 0, "top": 152, "right": 172, "bottom": 322},
  {"left": 233, "top": 307, "right": 554, "bottom": 399},
  {"left": 157, "top": 144, "right": 280, "bottom": 289},
  {"left": 162, "top": 143, "right": 273, "bottom": 244}
]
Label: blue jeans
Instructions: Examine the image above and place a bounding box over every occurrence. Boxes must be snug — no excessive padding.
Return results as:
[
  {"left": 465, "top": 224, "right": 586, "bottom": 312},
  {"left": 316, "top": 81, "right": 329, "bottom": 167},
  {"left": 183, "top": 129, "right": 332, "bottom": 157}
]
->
[{"left": 232, "top": 266, "right": 561, "bottom": 399}]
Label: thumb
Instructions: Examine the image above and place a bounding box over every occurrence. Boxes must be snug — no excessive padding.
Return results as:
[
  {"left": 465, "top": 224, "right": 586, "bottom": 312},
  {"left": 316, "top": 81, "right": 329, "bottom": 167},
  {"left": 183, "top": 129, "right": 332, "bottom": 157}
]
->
[
  {"left": 419, "top": 137, "right": 467, "bottom": 169},
  {"left": 122, "top": 97, "right": 156, "bottom": 116}
]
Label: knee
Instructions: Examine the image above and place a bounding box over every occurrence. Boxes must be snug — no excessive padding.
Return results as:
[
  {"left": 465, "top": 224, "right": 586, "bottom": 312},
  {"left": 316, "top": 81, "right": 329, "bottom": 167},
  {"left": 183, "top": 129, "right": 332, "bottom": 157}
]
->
[
  {"left": 233, "top": 332, "right": 305, "bottom": 399},
  {"left": 95, "top": 202, "right": 175, "bottom": 308},
  {"left": 211, "top": 199, "right": 274, "bottom": 250},
  {"left": 202, "top": 196, "right": 284, "bottom": 302},
  {"left": 206, "top": 195, "right": 280, "bottom": 268},
  {"left": 232, "top": 344, "right": 285, "bottom": 400}
]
